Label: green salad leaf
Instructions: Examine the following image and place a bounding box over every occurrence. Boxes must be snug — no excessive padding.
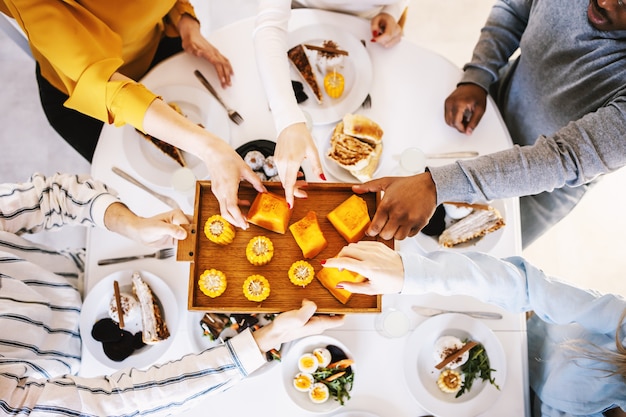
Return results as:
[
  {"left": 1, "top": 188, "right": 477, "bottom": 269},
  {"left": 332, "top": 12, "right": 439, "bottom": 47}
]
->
[
  {"left": 455, "top": 342, "right": 500, "bottom": 398},
  {"left": 312, "top": 367, "right": 354, "bottom": 405}
]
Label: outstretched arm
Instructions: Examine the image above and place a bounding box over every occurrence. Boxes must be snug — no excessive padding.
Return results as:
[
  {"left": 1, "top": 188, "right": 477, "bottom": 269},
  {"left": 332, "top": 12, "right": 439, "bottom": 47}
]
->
[
  {"left": 0, "top": 300, "right": 343, "bottom": 416},
  {"left": 325, "top": 241, "right": 626, "bottom": 336}
]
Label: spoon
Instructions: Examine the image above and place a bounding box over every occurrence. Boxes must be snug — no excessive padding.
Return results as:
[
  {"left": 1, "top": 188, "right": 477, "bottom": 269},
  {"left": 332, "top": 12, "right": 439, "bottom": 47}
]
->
[{"left": 412, "top": 305, "right": 503, "bottom": 320}]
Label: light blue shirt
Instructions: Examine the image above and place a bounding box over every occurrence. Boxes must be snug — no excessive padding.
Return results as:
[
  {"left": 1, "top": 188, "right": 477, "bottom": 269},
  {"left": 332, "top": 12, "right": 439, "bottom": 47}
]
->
[{"left": 399, "top": 250, "right": 626, "bottom": 417}]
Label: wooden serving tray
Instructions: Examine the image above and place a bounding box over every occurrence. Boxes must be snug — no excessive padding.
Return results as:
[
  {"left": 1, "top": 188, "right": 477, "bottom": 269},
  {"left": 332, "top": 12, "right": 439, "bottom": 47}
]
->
[{"left": 177, "top": 181, "right": 393, "bottom": 314}]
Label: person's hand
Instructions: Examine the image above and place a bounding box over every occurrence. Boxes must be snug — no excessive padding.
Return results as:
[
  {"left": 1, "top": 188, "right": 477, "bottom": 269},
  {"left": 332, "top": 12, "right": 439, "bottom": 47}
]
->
[
  {"left": 371, "top": 13, "right": 402, "bottom": 48},
  {"left": 178, "top": 15, "right": 233, "bottom": 87},
  {"left": 104, "top": 203, "right": 190, "bottom": 247},
  {"left": 252, "top": 299, "right": 345, "bottom": 353},
  {"left": 201, "top": 139, "right": 267, "bottom": 229},
  {"left": 323, "top": 241, "right": 404, "bottom": 295},
  {"left": 275, "top": 123, "right": 325, "bottom": 208},
  {"left": 444, "top": 83, "right": 488, "bottom": 135},
  {"left": 352, "top": 172, "right": 437, "bottom": 240}
]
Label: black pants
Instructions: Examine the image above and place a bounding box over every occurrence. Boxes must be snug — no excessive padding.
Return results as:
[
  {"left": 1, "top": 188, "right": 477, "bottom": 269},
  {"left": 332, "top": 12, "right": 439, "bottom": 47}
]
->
[{"left": 36, "top": 36, "right": 184, "bottom": 162}]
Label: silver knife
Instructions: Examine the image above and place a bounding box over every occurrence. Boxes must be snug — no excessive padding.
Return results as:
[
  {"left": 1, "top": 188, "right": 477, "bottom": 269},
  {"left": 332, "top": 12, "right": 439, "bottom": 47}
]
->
[
  {"left": 412, "top": 305, "right": 503, "bottom": 320},
  {"left": 112, "top": 166, "right": 181, "bottom": 210}
]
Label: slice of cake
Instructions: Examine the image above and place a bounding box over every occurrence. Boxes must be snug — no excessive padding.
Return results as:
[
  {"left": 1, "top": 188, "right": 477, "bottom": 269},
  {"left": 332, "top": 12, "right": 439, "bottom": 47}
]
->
[
  {"left": 131, "top": 271, "right": 170, "bottom": 344},
  {"left": 438, "top": 205, "right": 505, "bottom": 247},
  {"left": 145, "top": 136, "right": 187, "bottom": 167},
  {"left": 288, "top": 44, "right": 323, "bottom": 104}
]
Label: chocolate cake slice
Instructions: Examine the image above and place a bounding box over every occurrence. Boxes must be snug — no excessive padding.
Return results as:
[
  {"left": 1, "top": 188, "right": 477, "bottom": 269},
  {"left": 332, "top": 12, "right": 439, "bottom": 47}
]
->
[{"left": 288, "top": 44, "right": 323, "bottom": 104}]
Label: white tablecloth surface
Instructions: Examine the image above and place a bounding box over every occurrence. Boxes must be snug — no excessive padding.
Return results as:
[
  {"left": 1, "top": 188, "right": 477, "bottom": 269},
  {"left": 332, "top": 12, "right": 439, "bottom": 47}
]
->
[{"left": 83, "top": 9, "right": 528, "bottom": 417}]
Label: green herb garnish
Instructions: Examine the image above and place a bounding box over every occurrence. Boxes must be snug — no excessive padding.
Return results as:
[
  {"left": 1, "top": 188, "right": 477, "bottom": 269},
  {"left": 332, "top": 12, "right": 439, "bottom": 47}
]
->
[
  {"left": 455, "top": 342, "right": 500, "bottom": 398},
  {"left": 312, "top": 367, "right": 354, "bottom": 405}
]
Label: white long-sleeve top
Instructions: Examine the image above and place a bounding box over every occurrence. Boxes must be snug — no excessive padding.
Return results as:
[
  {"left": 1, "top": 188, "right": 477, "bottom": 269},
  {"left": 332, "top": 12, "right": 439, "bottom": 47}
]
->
[
  {"left": 0, "top": 173, "right": 267, "bottom": 416},
  {"left": 399, "top": 250, "right": 626, "bottom": 416},
  {"left": 254, "top": 0, "right": 409, "bottom": 136}
]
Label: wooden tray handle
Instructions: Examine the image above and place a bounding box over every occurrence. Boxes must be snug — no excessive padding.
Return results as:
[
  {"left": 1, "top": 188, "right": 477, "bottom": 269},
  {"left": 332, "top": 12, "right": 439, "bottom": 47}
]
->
[{"left": 177, "top": 223, "right": 198, "bottom": 262}]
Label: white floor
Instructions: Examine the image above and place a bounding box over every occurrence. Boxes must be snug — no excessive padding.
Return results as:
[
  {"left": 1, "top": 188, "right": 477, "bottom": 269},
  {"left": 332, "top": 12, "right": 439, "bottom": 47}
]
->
[{"left": 1, "top": 0, "right": 625, "bottom": 297}]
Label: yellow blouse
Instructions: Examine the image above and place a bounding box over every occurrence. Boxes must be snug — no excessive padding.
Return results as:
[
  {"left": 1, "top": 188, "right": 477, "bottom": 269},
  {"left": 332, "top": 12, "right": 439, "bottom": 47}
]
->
[{"left": 0, "top": 0, "right": 196, "bottom": 130}]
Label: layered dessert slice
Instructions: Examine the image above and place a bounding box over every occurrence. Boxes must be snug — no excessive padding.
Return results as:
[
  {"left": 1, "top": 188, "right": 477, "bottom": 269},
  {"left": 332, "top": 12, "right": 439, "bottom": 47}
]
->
[
  {"left": 132, "top": 271, "right": 170, "bottom": 344},
  {"left": 438, "top": 205, "right": 505, "bottom": 247},
  {"left": 288, "top": 44, "right": 323, "bottom": 104}
]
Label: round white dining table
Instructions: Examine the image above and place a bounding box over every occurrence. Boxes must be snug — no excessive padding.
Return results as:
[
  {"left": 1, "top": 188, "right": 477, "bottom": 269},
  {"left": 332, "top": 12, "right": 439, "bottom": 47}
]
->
[{"left": 83, "top": 9, "right": 528, "bottom": 417}]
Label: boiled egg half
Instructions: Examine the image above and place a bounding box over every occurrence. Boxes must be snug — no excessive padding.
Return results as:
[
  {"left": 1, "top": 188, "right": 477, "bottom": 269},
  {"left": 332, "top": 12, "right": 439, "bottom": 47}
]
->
[
  {"left": 308, "top": 382, "right": 330, "bottom": 403},
  {"left": 293, "top": 372, "right": 315, "bottom": 392},
  {"left": 298, "top": 353, "right": 319, "bottom": 373},
  {"left": 312, "top": 347, "right": 332, "bottom": 368}
]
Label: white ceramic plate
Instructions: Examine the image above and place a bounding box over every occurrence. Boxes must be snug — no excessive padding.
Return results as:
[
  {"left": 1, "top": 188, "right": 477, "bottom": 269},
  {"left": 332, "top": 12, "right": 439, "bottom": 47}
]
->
[
  {"left": 404, "top": 313, "right": 506, "bottom": 417},
  {"left": 414, "top": 199, "right": 507, "bottom": 253},
  {"left": 320, "top": 130, "right": 383, "bottom": 183},
  {"left": 282, "top": 335, "right": 355, "bottom": 414},
  {"left": 79, "top": 269, "right": 178, "bottom": 370},
  {"left": 331, "top": 412, "right": 380, "bottom": 417},
  {"left": 121, "top": 85, "right": 230, "bottom": 187},
  {"left": 288, "top": 24, "right": 372, "bottom": 125}
]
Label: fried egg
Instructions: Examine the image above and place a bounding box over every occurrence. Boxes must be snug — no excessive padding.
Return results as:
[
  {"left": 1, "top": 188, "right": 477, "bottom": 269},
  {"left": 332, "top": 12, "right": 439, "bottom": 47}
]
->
[
  {"left": 308, "top": 382, "right": 330, "bottom": 403},
  {"left": 293, "top": 372, "right": 315, "bottom": 392},
  {"left": 433, "top": 335, "right": 469, "bottom": 369},
  {"left": 312, "top": 347, "right": 332, "bottom": 368},
  {"left": 298, "top": 353, "right": 319, "bottom": 373}
]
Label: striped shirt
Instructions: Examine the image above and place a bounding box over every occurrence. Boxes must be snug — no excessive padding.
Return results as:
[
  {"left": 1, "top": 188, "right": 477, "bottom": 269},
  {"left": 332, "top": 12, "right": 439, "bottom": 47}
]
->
[{"left": 0, "top": 173, "right": 266, "bottom": 416}]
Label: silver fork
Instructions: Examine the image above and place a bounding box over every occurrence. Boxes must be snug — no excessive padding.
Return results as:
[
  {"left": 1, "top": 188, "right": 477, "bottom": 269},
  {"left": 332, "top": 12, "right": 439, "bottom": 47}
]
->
[
  {"left": 193, "top": 69, "right": 244, "bottom": 125},
  {"left": 97, "top": 248, "right": 175, "bottom": 266},
  {"left": 360, "top": 40, "right": 372, "bottom": 109}
]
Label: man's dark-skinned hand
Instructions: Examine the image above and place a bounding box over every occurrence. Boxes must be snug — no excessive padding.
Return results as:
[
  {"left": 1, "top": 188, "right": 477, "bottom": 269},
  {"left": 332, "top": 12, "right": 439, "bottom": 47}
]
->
[
  {"left": 352, "top": 172, "right": 438, "bottom": 240},
  {"left": 444, "top": 83, "right": 488, "bottom": 135}
]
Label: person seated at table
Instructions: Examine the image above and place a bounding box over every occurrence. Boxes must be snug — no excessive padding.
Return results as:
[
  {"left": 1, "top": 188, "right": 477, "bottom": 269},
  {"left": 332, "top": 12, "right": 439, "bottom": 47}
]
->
[
  {"left": 0, "top": 172, "right": 344, "bottom": 416},
  {"left": 322, "top": 241, "right": 626, "bottom": 417},
  {"left": 353, "top": 0, "right": 626, "bottom": 248},
  {"left": 253, "top": 0, "right": 408, "bottom": 208},
  {"left": 0, "top": 0, "right": 264, "bottom": 229}
]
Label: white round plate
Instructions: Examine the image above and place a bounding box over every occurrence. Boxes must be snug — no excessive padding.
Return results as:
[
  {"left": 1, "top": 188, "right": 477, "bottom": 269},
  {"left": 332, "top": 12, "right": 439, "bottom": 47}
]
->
[
  {"left": 320, "top": 132, "right": 383, "bottom": 183},
  {"left": 288, "top": 24, "right": 373, "bottom": 125},
  {"left": 414, "top": 199, "right": 507, "bottom": 253},
  {"left": 188, "top": 311, "right": 284, "bottom": 377},
  {"left": 121, "top": 85, "right": 230, "bottom": 187},
  {"left": 79, "top": 269, "right": 178, "bottom": 370},
  {"left": 404, "top": 313, "right": 506, "bottom": 417},
  {"left": 282, "top": 335, "right": 355, "bottom": 414},
  {"left": 331, "top": 412, "right": 380, "bottom": 417}
]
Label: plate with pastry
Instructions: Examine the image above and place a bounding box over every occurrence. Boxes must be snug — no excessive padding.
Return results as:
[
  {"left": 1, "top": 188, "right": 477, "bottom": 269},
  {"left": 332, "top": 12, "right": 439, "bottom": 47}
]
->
[
  {"left": 322, "top": 113, "right": 384, "bottom": 183},
  {"left": 121, "top": 85, "right": 231, "bottom": 188},
  {"left": 415, "top": 200, "right": 506, "bottom": 252},
  {"left": 79, "top": 269, "right": 178, "bottom": 370},
  {"left": 288, "top": 24, "right": 372, "bottom": 125},
  {"left": 404, "top": 313, "right": 506, "bottom": 417}
]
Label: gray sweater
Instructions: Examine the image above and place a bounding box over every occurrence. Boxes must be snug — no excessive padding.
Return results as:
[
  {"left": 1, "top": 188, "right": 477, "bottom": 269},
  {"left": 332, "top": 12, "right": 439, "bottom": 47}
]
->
[{"left": 430, "top": 0, "right": 626, "bottom": 204}]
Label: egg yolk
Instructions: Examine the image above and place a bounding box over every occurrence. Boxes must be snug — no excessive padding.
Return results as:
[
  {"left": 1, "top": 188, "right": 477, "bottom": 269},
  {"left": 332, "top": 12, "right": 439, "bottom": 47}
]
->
[
  {"left": 300, "top": 356, "right": 316, "bottom": 369},
  {"left": 309, "top": 384, "right": 329, "bottom": 403},
  {"left": 294, "top": 374, "right": 312, "bottom": 391}
]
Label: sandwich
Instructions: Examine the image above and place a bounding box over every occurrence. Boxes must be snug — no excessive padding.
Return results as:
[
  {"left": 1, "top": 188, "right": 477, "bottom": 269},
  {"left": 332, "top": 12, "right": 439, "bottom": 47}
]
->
[{"left": 326, "top": 114, "right": 384, "bottom": 182}]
